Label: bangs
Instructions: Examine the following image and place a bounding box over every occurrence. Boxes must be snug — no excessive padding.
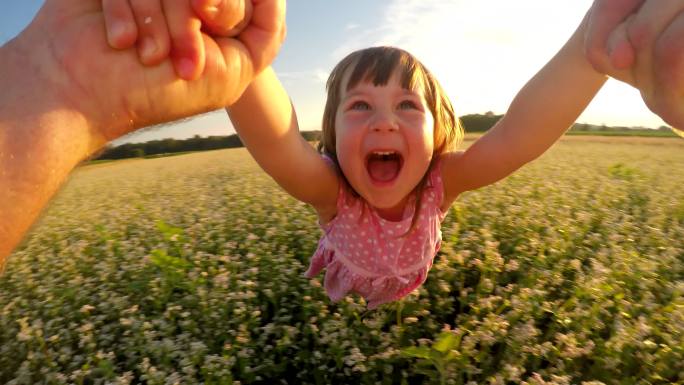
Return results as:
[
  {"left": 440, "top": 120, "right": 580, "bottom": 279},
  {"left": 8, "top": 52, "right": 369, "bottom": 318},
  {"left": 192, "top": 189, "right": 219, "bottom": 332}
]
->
[
  {"left": 344, "top": 47, "right": 428, "bottom": 93},
  {"left": 322, "top": 46, "right": 462, "bottom": 160}
]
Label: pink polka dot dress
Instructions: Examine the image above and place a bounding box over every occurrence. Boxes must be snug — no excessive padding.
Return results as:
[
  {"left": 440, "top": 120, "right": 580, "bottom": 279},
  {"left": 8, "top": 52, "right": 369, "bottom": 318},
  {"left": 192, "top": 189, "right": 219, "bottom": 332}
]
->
[{"left": 304, "top": 159, "right": 447, "bottom": 309}]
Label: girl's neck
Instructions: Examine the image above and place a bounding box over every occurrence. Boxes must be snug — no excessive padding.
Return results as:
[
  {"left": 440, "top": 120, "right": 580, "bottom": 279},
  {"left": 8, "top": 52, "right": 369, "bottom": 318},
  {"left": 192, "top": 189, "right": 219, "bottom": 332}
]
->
[{"left": 374, "top": 194, "right": 411, "bottom": 222}]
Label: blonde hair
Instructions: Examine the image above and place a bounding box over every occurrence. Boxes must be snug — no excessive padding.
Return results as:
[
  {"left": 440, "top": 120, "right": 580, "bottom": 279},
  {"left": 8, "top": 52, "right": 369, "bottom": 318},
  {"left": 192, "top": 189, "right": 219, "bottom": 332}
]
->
[{"left": 318, "top": 46, "right": 463, "bottom": 231}]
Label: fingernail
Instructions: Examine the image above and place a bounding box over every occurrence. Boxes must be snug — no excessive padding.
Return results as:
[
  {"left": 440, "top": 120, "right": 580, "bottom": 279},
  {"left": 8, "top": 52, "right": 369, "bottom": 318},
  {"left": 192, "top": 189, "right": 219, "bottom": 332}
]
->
[
  {"left": 108, "top": 21, "right": 129, "bottom": 47},
  {"left": 139, "top": 37, "right": 158, "bottom": 60},
  {"left": 204, "top": 6, "right": 220, "bottom": 17},
  {"left": 176, "top": 58, "right": 196, "bottom": 79}
]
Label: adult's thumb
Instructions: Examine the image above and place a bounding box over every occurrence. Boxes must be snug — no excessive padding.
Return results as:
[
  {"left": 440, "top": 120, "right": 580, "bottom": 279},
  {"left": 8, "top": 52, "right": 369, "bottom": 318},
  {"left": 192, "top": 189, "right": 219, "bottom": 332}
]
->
[{"left": 192, "top": 0, "right": 253, "bottom": 37}]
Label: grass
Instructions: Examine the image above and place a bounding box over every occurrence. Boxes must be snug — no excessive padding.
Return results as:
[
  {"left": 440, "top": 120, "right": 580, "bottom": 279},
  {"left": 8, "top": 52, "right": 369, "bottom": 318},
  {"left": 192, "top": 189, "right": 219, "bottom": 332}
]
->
[{"left": 1, "top": 136, "right": 683, "bottom": 384}]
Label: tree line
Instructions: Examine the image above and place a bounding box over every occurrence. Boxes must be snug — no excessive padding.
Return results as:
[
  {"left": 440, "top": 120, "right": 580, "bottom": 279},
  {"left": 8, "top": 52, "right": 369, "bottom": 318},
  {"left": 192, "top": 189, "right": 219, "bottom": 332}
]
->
[{"left": 93, "top": 113, "right": 673, "bottom": 160}]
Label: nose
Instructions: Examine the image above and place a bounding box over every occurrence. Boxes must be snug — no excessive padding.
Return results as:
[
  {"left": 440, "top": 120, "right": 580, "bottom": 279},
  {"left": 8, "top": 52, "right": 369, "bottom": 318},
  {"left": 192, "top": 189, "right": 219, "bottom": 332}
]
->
[{"left": 369, "top": 110, "right": 399, "bottom": 132}]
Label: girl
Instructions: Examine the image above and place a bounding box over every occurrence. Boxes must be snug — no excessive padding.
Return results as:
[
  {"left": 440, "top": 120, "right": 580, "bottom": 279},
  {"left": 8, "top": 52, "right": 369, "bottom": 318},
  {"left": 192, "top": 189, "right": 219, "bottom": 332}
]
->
[{"left": 111, "top": 5, "right": 607, "bottom": 309}]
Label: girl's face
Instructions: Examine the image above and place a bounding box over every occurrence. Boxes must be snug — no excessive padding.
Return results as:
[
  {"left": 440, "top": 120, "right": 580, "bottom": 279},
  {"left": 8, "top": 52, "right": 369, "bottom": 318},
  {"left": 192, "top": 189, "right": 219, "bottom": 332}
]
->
[{"left": 335, "top": 70, "right": 435, "bottom": 220}]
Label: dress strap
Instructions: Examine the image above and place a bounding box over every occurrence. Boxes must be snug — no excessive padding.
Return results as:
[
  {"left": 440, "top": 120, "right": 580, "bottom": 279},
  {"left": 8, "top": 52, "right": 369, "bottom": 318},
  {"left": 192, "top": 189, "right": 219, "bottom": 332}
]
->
[
  {"left": 428, "top": 157, "right": 445, "bottom": 207},
  {"left": 321, "top": 153, "right": 356, "bottom": 212}
]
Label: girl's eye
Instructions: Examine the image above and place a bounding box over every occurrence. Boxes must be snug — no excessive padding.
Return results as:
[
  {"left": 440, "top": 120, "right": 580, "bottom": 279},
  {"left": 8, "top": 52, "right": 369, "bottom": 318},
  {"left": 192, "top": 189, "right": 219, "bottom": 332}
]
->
[
  {"left": 350, "top": 101, "right": 371, "bottom": 110},
  {"left": 398, "top": 100, "right": 418, "bottom": 110}
]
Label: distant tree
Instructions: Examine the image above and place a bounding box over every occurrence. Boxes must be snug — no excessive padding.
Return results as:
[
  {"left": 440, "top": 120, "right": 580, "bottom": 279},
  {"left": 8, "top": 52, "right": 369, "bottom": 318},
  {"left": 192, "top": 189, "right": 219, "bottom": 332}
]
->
[
  {"left": 92, "top": 115, "right": 668, "bottom": 161},
  {"left": 301, "top": 131, "right": 321, "bottom": 142},
  {"left": 460, "top": 113, "right": 503, "bottom": 132}
]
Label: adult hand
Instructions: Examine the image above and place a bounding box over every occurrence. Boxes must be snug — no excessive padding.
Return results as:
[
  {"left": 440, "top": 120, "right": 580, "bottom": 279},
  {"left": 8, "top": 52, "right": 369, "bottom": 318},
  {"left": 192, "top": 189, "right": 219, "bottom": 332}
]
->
[
  {"left": 103, "top": 0, "right": 254, "bottom": 79},
  {"left": 19, "top": 0, "right": 285, "bottom": 145},
  {"left": 0, "top": 0, "right": 285, "bottom": 264},
  {"left": 585, "top": 0, "right": 684, "bottom": 129}
]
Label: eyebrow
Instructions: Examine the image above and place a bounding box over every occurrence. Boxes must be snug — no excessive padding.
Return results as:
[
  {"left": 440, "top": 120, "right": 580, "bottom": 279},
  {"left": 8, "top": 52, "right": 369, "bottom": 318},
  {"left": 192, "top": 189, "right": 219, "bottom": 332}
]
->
[{"left": 342, "top": 87, "right": 422, "bottom": 100}]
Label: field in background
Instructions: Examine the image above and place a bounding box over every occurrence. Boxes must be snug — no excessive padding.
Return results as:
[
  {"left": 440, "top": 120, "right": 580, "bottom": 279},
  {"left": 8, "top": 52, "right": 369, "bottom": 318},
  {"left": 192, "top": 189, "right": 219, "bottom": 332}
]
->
[{"left": 1, "top": 137, "right": 683, "bottom": 384}]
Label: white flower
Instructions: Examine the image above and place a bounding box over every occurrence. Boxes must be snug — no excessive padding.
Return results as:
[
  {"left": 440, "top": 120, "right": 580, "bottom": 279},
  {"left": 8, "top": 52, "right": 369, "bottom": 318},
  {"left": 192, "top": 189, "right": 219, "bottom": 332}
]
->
[{"left": 80, "top": 304, "right": 96, "bottom": 313}]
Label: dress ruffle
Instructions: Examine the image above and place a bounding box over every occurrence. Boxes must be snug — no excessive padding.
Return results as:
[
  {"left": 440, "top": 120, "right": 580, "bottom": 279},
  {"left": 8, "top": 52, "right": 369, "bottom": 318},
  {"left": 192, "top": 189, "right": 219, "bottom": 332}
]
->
[{"left": 304, "top": 242, "right": 431, "bottom": 309}]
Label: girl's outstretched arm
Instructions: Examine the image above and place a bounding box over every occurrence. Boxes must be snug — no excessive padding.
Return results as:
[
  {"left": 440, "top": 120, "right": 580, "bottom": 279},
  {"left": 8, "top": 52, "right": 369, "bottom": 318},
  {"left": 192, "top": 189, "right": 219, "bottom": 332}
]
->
[
  {"left": 227, "top": 68, "right": 339, "bottom": 219},
  {"left": 441, "top": 10, "right": 607, "bottom": 206}
]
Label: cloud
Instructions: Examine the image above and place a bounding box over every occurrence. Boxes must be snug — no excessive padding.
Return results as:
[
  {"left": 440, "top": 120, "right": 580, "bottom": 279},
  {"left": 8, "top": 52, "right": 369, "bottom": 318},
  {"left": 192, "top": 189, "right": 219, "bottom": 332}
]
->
[
  {"left": 323, "top": 0, "right": 664, "bottom": 128},
  {"left": 331, "top": 0, "right": 459, "bottom": 61},
  {"left": 315, "top": 70, "right": 330, "bottom": 83},
  {"left": 278, "top": 69, "right": 328, "bottom": 84}
]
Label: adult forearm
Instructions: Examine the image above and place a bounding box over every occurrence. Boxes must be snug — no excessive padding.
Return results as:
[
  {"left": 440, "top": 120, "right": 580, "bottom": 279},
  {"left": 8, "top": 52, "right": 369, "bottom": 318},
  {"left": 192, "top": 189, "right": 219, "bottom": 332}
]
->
[{"left": 0, "top": 38, "right": 104, "bottom": 266}]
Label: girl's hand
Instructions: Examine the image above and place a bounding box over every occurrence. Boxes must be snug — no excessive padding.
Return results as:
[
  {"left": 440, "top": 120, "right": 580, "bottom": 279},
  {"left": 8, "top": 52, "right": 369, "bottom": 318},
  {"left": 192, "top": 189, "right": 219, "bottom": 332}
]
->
[
  {"left": 585, "top": 0, "right": 684, "bottom": 128},
  {"left": 103, "top": 0, "right": 253, "bottom": 80},
  {"left": 584, "top": 0, "right": 643, "bottom": 83}
]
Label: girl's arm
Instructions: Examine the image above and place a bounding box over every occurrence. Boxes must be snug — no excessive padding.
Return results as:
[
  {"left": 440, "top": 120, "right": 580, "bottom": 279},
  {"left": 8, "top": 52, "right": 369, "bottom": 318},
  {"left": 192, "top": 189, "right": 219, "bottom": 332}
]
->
[
  {"left": 226, "top": 68, "right": 339, "bottom": 219},
  {"left": 441, "top": 12, "right": 607, "bottom": 208}
]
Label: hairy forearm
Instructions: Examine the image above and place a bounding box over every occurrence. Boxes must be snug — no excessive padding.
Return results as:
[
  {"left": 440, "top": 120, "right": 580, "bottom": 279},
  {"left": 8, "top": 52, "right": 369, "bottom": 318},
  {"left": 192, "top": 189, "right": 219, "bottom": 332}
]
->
[{"left": 0, "top": 38, "right": 104, "bottom": 266}]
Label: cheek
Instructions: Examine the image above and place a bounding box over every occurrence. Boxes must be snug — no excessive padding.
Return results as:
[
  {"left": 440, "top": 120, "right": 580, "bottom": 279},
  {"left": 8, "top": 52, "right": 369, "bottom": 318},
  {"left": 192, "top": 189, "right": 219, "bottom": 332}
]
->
[
  {"left": 334, "top": 129, "right": 354, "bottom": 169},
  {"left": 423, "top": 115, "right": 436, "bottom": 155},
  {"left": 425, "top": 127, "right": 435, "bottom": 154},
  {"left": 334, "top": 120, "right": 362, "bottom": 154},
  {"left": 406, "top": 118, "right": 434, "bottom": 155}
]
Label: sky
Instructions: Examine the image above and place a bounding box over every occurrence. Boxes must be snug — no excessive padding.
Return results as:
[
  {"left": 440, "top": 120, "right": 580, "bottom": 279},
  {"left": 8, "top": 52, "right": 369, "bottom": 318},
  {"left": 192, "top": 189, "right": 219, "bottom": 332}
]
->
[{"left": 1, "top": 1, "right": 668, "bottom": 145}]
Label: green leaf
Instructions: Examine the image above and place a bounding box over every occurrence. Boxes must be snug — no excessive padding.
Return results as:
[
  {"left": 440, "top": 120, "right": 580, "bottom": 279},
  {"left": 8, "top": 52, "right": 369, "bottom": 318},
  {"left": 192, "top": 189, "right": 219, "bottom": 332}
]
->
[
  {"left": 433, "top": 331, "right": 457, "bottom": 353},
  {"left": 401, "top": 346, "right": 431, "bottom": 359}
]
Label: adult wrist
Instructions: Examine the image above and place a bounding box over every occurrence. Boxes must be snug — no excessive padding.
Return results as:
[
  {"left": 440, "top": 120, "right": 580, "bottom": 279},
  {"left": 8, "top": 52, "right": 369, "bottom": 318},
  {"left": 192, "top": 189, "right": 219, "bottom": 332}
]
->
[{"left": 1, "top": 31, "right": 108, "bottom": 158}]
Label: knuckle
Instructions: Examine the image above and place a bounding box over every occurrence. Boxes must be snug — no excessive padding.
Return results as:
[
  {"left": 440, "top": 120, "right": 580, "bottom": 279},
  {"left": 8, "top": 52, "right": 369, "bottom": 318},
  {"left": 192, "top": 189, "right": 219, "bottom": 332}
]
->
[{"left": 626, "top": 20, "right": 652, "bottom": 50}]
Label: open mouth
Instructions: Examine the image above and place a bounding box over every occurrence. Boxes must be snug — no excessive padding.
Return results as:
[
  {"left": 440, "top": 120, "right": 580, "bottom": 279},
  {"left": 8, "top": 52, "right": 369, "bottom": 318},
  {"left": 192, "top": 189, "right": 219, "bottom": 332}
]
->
[{"left": 366, "top": 151, "right": 404, "bottom": 184}]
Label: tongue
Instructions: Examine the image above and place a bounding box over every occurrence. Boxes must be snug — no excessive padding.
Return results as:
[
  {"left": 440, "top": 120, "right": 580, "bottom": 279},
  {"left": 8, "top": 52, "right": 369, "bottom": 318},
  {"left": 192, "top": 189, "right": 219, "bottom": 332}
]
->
[{"left": 368, "top": 158, "right": 400, "bottom": 182}]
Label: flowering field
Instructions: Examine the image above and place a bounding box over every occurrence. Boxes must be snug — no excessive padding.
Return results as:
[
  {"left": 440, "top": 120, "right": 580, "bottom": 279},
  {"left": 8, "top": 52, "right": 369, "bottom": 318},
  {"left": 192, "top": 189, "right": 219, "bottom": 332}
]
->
[{"left": 1, "top": 137, "right": 683, "bottom": 385}]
